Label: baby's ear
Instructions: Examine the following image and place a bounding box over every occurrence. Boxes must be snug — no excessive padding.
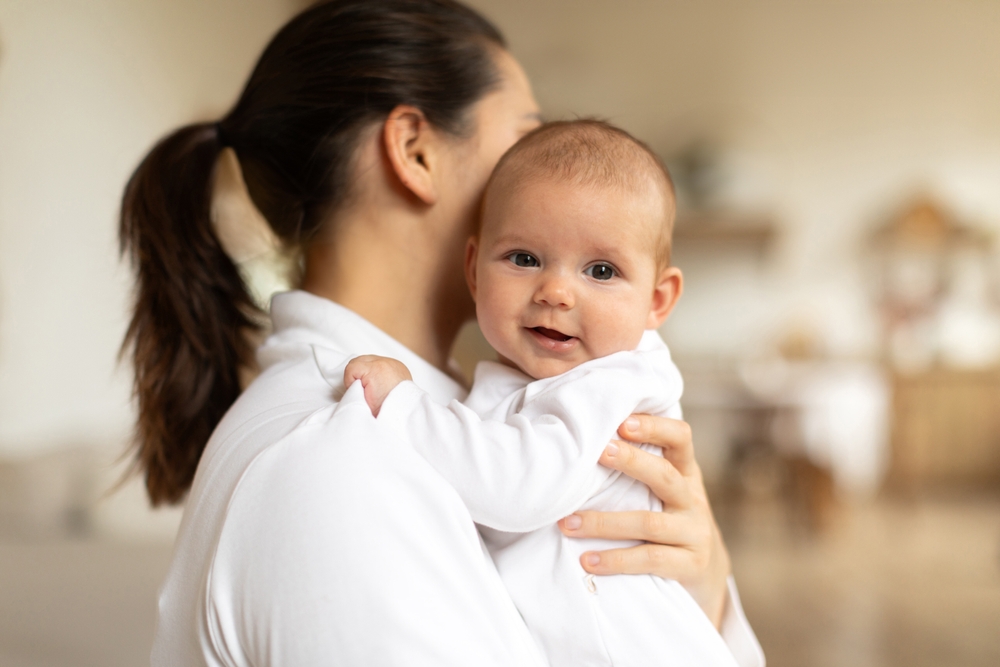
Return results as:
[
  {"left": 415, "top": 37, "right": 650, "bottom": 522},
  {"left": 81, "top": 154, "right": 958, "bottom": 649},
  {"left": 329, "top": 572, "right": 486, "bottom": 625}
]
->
[
  {"left": 464, "top": 236, "right": 480, "bottom": 301},
  {"left": 647, "top": 266, "right": 683, "bottom": 329}
]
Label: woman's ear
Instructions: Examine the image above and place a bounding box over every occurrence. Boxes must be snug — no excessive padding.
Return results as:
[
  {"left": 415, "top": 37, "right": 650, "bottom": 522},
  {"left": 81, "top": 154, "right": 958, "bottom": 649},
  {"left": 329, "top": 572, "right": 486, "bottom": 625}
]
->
[
  {"left": 646, "top": 266, "right": 683, "bottom": 329},
  {"left": 464, "top": 236, "right": 480, "bottom": 301},
  {"left": 382, "top": 105, "right": 438, "bottom": 205}
]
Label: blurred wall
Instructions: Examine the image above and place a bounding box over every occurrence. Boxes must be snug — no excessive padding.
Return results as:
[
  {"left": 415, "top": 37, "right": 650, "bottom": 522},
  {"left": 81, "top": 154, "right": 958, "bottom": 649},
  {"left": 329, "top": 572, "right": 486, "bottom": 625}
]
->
[
  {"left": 0, "top": 0, "right": 296, "bottom": 457},
  {"left": 469, "top": 0, "right": 1000, "bottom": 360}
]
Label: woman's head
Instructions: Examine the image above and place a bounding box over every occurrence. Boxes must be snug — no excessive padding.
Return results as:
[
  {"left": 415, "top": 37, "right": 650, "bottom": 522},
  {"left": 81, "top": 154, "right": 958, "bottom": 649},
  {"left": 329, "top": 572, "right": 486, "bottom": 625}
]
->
[
  {"left": 300, "top": 46, "right": 540, "bottom": 347},
  {"left": 223, "top": 0, "right": 510, "bottom": 245},
  {"left": 121, "top": 0, "right": 531, "bottom": 505}
]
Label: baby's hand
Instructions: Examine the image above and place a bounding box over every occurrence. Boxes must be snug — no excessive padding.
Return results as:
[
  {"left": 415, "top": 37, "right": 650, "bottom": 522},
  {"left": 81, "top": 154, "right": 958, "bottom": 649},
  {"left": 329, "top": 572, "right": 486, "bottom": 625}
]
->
[{"left": 343, "top": 355, "right": 413, "bottom": 417}]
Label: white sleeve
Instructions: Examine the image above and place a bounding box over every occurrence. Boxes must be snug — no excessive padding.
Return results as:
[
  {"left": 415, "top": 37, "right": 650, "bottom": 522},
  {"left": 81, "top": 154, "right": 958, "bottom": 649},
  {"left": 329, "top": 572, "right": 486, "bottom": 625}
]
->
[
  {"left": 720, "top": 576, "right": 767, "bottom": 667},
  {"left": 377, "top": 354, "right": 673, "bottom": 533}
]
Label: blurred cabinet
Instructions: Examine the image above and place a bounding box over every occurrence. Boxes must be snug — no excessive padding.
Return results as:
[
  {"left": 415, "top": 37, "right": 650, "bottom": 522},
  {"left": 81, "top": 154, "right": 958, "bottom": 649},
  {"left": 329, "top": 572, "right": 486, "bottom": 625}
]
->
[{"left": 890, "top": 368, "right": 1000, "bottom": 490}]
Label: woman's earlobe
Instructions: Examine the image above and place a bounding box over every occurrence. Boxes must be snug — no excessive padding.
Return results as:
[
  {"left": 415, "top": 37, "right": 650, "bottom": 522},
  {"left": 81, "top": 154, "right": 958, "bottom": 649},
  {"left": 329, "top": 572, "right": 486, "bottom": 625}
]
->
[{"left": 382, "top": 105, "right": 438, "bottom": 205}]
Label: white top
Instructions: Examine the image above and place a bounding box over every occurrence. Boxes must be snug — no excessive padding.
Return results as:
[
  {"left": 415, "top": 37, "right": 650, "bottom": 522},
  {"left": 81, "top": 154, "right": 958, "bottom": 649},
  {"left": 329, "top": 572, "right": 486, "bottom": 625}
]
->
[
  {"left": 377, "top": 331, "right": 763, "bottom": 666},
  {"left": 151, "top": 290, "right": 763, "bottom": 666}
]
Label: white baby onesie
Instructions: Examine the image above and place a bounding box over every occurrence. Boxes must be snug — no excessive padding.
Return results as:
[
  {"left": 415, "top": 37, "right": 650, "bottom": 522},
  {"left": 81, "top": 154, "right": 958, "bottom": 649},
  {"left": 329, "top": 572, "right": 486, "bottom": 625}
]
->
[{"left": 377, "top": 330, "right": 739, "bottom": 666}]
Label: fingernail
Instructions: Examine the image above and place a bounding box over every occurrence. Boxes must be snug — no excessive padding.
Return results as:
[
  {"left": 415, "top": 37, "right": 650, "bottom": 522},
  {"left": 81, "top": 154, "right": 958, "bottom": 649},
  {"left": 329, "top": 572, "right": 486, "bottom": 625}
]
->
[
  {"left": 584, "top": 553, "right": 601, "bottom": 566},
  {"left": 605, "top": 442, "right": 619, "bottom": 457},
  {"left": 625, "top": 416, "right": 640, "bottom": 432},
  {"left": 563, "top": 514, "right": 582, "bottom": 530}
]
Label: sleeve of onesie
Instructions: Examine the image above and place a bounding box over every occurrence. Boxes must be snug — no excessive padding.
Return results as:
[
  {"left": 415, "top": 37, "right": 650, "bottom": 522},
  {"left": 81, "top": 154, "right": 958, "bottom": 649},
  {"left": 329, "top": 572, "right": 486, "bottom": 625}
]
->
[{"left": 376, "top": 350, "right": 679, "bottom": 533}]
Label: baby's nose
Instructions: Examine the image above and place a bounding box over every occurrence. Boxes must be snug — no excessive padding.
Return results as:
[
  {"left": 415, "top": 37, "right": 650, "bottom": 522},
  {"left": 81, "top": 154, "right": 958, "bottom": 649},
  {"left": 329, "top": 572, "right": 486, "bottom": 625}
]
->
[{"left": 534, "top": 275, "right": 575, "bottom": 308}]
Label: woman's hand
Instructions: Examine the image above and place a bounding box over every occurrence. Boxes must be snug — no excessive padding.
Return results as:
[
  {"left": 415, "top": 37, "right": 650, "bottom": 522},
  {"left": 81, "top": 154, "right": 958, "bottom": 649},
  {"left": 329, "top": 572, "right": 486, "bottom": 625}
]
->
[{"left": 557, "top": 414, "right": 731, "bottom": 628}]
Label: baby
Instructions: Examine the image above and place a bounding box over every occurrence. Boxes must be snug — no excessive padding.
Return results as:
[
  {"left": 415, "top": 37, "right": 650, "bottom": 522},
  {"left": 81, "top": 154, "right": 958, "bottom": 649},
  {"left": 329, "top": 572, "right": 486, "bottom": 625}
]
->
[{"left": 344, "top": 120, "right": 738, "bottom": 666}]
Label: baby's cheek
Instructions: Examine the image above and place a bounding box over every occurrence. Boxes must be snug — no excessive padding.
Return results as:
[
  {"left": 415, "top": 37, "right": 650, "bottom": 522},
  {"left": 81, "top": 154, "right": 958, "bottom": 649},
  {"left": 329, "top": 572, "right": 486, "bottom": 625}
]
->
[
  {"left": 476, "top": 305, "right": 512, "bottom": 357},
  {"left": 588, "top": 307, "right": 648, "bottom": 355},
  {"left": 587, "top": 332, "right": 626, "bottom": 359}
]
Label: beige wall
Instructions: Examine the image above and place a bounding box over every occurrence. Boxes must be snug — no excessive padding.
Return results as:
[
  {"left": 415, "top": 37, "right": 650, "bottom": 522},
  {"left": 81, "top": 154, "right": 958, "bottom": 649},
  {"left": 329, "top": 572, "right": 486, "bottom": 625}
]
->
[{"left": 0, "top": 0, "right": 296, "bottom": 456}]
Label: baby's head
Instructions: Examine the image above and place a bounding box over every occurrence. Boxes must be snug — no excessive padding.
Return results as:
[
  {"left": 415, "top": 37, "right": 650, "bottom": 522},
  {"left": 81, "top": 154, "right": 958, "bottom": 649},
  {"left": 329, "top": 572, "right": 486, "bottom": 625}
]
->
[{"left": 466, "top": 119, "right": 683, "bottom": 380}]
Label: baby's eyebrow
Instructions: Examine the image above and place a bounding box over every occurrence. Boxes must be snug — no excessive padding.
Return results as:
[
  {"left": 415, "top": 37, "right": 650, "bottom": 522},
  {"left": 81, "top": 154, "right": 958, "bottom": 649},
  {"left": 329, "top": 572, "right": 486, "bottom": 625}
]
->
[
  {"left": 489, "top": 233, "right": 533, "bottom": 248},
  {"left": 589, "top": 247, "right": 626, "bottom": 261}
]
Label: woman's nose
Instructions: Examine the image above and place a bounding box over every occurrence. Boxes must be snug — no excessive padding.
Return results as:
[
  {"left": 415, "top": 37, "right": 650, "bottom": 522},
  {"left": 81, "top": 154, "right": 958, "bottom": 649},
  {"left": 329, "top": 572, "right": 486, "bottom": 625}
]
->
[{"left": 533, "top": 273, "right": 574, "bottom": 308}]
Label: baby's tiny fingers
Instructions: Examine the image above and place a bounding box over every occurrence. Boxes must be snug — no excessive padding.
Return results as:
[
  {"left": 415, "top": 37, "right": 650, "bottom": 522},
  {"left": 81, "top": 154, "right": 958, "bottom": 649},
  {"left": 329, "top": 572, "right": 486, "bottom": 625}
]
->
[
  {"left": 344, "top": 355, "right": 376, "bottom": 383},
  {"left": 344, "top": 364, "right": 363, "bottom": 386}
]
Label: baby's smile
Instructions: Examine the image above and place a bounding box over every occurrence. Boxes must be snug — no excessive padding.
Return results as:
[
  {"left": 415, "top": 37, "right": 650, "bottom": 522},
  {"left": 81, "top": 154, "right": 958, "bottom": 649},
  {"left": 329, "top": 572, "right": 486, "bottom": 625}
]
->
[
  {"left": 526, "top": 325, "right": 579, "bottom": 351},
  {"left": 530, "top": 326, "right": 574, "bottom": 342}
]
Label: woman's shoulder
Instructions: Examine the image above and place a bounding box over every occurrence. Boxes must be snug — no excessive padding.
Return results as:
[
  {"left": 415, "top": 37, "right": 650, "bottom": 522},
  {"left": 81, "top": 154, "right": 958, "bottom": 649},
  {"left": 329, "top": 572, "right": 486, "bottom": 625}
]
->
[
  {"left": 202, "top": 397, "right": 485, "bottom": 624},
  {"left": 160, "top": 384, "right": 482, "bottom": 665}
]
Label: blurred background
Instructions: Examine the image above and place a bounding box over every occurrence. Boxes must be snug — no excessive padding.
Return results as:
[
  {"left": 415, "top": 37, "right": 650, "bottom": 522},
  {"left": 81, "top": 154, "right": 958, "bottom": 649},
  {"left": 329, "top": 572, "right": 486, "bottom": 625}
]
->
[{"left": 1, "top": 0, "right": 998, "bottom": 665}]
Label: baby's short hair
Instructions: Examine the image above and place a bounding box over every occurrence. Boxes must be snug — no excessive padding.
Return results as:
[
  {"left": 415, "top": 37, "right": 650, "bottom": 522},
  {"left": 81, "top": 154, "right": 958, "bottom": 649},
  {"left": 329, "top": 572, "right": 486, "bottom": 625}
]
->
[{"left": 481, "top": 119, "right": 677, "bottom": 268}]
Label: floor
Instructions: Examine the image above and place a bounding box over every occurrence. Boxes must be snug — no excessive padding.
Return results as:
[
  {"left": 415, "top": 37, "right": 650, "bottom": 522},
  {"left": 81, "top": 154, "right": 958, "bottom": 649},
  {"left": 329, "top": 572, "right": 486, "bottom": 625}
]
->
[
  {"left": 728, "top": 493, "right": 1000, "bottom": 667},
  {"left": 0, "top": 495, "right": 997, "bottom": 666}
]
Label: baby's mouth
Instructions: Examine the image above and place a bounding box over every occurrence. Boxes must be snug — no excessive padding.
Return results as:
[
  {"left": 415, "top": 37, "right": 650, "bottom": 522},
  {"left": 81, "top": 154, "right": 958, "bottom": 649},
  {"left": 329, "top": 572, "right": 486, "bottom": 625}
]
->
[{"left": 531, "top": 326, "right": 574, "bottom": 342}]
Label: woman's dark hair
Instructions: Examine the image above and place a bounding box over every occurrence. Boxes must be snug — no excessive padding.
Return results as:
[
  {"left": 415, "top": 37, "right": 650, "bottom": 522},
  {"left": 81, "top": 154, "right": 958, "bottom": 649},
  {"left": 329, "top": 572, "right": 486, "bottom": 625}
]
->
[{"left": 120, "top": 0, "right": 506, "bottom": 505}]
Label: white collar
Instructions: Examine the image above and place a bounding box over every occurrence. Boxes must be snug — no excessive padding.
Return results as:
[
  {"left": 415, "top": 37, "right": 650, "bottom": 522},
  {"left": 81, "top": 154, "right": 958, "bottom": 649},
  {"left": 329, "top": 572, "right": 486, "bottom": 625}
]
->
[{"left": 260, "top": 290, "right": 467, "bottom": 403}]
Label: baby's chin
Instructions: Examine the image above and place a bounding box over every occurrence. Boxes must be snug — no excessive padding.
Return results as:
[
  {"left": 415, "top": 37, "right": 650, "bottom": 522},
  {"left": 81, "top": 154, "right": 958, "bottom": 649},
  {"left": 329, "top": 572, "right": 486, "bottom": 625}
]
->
[{"left": 499, "top": 353, "right": 588, "bottom": 381}]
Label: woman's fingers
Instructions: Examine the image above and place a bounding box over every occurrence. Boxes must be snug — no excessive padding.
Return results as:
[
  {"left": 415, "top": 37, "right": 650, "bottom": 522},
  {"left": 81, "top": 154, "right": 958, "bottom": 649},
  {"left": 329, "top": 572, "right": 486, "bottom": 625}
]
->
[
  {"left": 577, "top": 544, "right": 702, "bottom": 580},
  {"left": 599, "top": 440, "right": 692, "bottom": 509},
  {"left": 558, "top": 504, "right": 702, "bottom": 580},
  {"left": 570, "top": 417, "right": 732, "bottom": 627},
  {"left": 618, "top": 414, "right": 695, "bottom": 476},
  {"left": 559, "top": 509, "right": 688, "bottom": 543}
]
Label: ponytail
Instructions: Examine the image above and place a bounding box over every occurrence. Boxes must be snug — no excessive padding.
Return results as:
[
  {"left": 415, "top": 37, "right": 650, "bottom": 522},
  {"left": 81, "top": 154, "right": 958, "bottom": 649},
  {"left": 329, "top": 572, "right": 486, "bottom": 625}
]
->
[
  {"left": 120, "top": 0, "right": 506, "bottom": 505},
  {"left": 120, "top": 123, "right": 260, "bottom": 505}
]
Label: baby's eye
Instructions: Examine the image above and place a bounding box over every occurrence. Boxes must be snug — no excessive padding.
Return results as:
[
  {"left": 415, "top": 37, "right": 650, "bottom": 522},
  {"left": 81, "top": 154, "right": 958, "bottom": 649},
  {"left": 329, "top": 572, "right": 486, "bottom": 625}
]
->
[
  {"left": 585, "top": 264, "right": 616, "bottom": 281},
  {"left": 508, "top": 252, "right": 539, "bottom": 268}
]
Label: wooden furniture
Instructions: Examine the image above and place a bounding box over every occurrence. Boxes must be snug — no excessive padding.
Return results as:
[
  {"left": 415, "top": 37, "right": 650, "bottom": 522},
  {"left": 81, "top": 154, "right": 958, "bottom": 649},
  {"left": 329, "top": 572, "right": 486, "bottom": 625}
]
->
[
  {"left": 889, "top": 368, "right": 1000, "bottom": 491},
  {"left": 673, "top": 211, "right": 776, "bottom": 258}
]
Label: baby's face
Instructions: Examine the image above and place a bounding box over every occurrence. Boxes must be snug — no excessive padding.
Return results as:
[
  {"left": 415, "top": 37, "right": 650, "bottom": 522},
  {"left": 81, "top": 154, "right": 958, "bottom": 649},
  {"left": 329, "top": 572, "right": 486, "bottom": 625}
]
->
[{"left": 468, "top": 177, "right": 676, "bottom": 379}]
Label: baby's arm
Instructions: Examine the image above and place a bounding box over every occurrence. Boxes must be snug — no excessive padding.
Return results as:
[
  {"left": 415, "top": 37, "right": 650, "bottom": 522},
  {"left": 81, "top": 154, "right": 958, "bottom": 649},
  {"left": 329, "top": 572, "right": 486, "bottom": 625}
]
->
[
  {"left": 375, "top": 352, "right": 678, "bottom": 533},
  {"left": 344, "top": 355, "right": 413, "bottom": 417}
]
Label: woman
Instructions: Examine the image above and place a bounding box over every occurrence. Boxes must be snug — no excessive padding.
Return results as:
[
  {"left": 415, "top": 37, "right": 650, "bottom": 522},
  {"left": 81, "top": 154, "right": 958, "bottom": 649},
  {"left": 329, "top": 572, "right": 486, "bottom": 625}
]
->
[{"left": 120, "top": 1, "right": 762, "bottom": 665}]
